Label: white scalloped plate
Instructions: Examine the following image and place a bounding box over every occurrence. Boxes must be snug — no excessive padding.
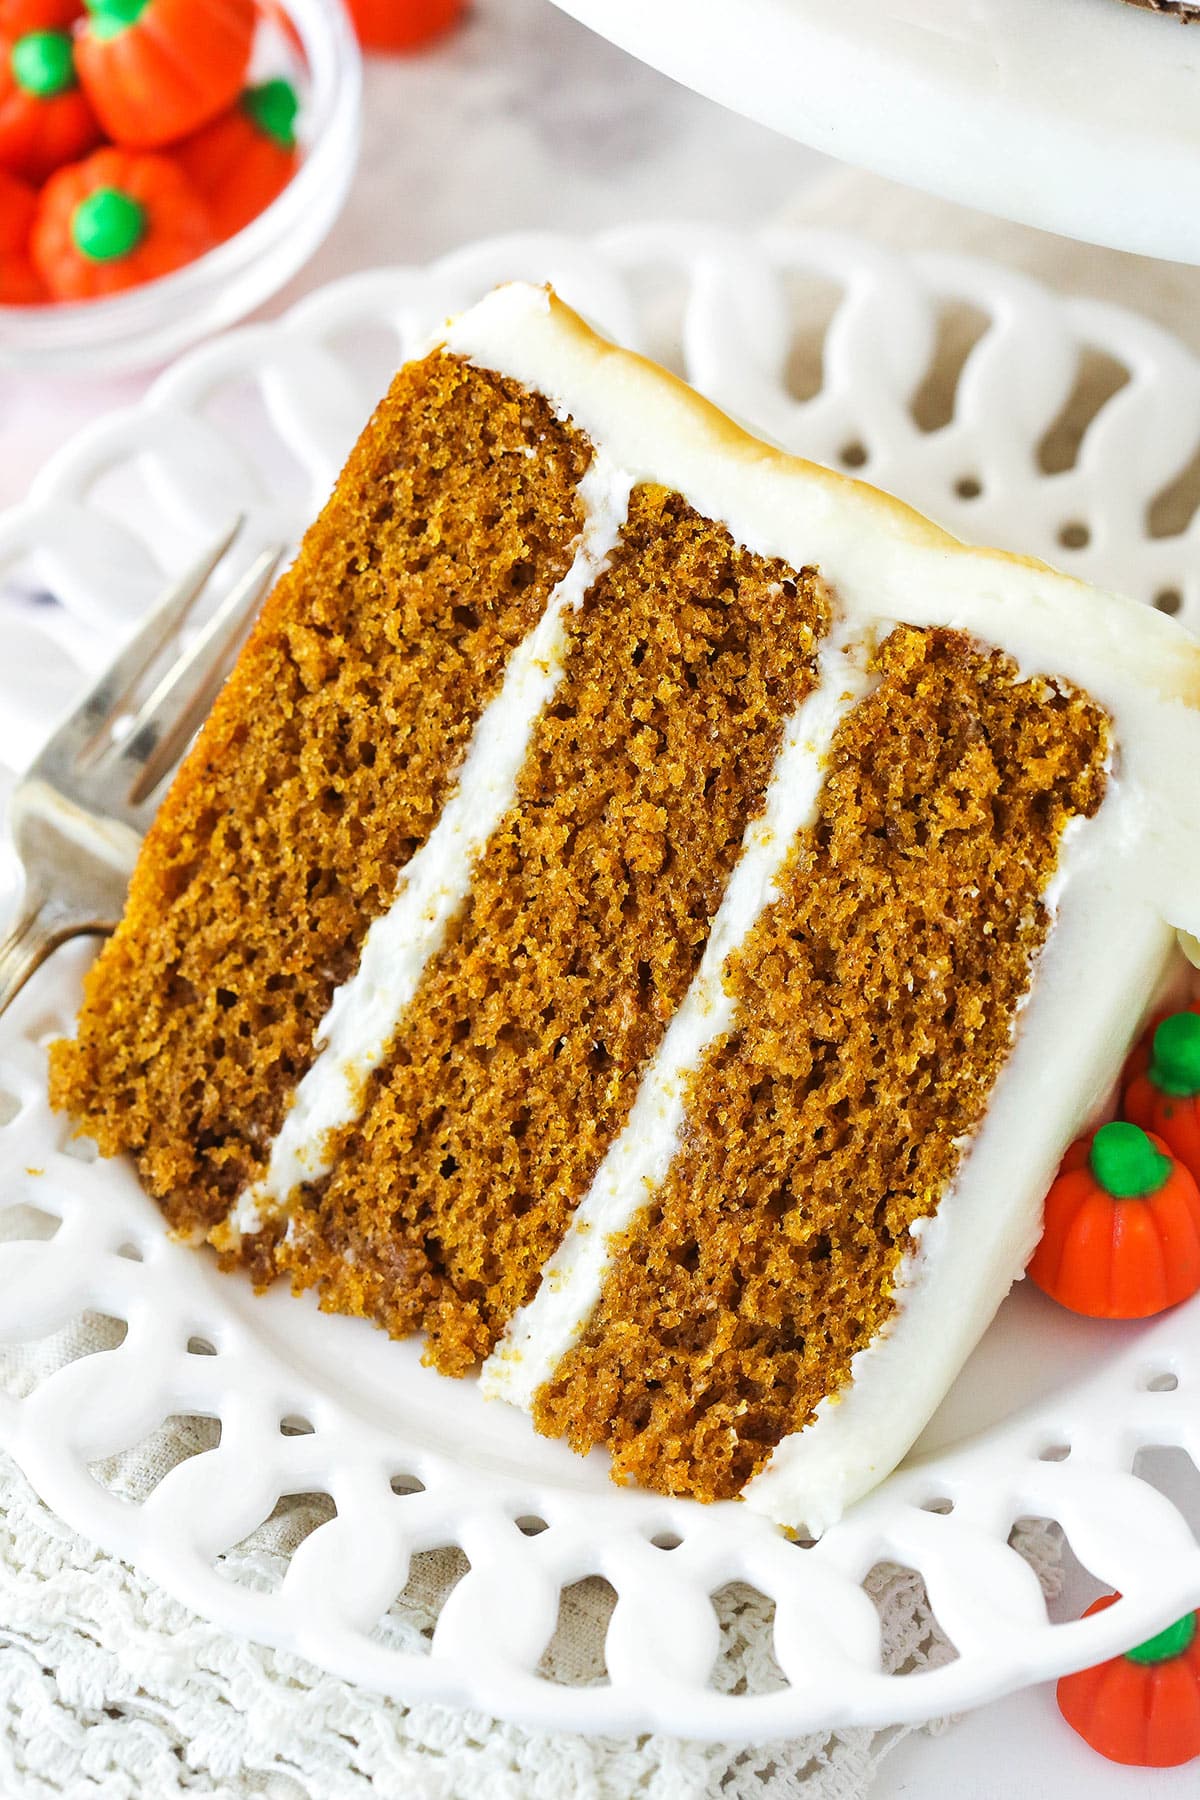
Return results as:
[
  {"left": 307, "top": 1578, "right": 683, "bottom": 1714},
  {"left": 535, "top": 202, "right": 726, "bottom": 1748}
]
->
[{"left": 2, "top": 228, "right": 1200, "bottom": 1741}]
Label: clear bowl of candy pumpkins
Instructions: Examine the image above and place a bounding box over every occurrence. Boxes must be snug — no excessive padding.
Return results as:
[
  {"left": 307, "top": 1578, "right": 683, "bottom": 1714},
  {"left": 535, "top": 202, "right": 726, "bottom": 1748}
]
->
[{"left": 0, "top": 0, "right": 361, "bottom": 372}]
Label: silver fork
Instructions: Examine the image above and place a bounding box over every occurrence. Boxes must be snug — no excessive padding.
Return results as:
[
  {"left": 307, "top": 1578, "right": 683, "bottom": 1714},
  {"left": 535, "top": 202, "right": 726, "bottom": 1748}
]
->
[{"left": 0, "top": 523, "right": 283, "bottom": 1017}]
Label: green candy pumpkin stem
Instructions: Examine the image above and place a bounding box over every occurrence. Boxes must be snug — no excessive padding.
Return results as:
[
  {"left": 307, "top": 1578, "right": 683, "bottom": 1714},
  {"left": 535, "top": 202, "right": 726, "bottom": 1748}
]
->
[
  {"left": 1126, "top": 1610, "right": 1197, "bottom": 1666},
  {"left": 242, "top": 78, "right": 299, "bottom": 150},
  {"left": 1089, "top": 1121, "right": 1172, "bottom": 1200},
  {"left": 71, "top": 187, "right": 146, "bottom": 263},
  {"left": 11, "top": 29, "right": 76, "bottom": 97},
  {"left": 83, "top": 0, "right": 151, "bottom": 40},
  {"left": 1150, "top": 1011, "right": 1200, "bottom": 1099}
]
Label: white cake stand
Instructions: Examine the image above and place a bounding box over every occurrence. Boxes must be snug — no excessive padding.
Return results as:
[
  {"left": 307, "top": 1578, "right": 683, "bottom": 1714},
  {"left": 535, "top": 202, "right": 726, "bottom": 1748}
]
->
[{"left": 549, "top": 0, "right": 1200, "bottom": 267}]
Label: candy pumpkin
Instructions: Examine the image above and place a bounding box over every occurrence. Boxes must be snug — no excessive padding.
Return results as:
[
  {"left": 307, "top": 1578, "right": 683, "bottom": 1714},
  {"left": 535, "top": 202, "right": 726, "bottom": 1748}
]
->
[
  {"left": 175, "top": 78, "right": 299, "bottom": 240},
  {"left": 76, "top": 0, "right": 255, "bottom": 149},
  {"left": 1123, "top": 999, "right": 1200, "bottom": 1090},
  {"left": 0, "top": 165, "right": 44, "bottom": 301},
  {"left": 0, "top": 0, "right": 80, "bottom": 31},
  {"left": 32, "top": 145, "right": 213, "bottom": 299},
  {"left": 1058, "top": 1594, "right": 1200, "bottom": 1766},
  {"left": 0, "top": 27, "right": 100, "bottom": 181},
  {"left": 346, "top": 0, "right": 465, "bottom": 52},
  {"left": 1125, "top": 1009, "right": 1200, "bottom": 1187},
  {"left": 1027, "top": 1120, "right": 1200, "bottom": 1317}
]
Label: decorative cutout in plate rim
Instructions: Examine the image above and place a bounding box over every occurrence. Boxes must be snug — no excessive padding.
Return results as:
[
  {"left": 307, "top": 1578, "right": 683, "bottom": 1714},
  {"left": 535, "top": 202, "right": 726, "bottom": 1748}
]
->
[{"left": 1, "top": 228, "right": 1200, "bottom": 1740}]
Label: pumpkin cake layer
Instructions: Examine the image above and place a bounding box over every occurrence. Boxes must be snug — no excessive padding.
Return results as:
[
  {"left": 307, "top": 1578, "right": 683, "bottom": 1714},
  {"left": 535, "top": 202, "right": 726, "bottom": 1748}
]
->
[
  {"left": 278, "top": 486, "right": 831, "bottom": 1374},
  {"left": 49, "top": 355, "right": 592, "bottom": 1232},
  {"left": 534, "top": 625, "right": 1110, "bottom": 1500}
]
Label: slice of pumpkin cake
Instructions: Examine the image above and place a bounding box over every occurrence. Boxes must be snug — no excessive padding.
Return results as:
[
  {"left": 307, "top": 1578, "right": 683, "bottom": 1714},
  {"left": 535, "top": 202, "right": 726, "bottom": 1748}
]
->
[{"left": 51, "top": 284, "right": 1200, "bottom": 1534}]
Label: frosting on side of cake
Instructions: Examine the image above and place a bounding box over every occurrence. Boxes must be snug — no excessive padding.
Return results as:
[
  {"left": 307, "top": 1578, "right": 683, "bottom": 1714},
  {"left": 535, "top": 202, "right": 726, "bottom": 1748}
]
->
[
  {"left": 224, "top": 449, "right": 635, "bottom": 1241},
  {"left": 744, "top": 793, "right": 1172, "bottom": 1533}
]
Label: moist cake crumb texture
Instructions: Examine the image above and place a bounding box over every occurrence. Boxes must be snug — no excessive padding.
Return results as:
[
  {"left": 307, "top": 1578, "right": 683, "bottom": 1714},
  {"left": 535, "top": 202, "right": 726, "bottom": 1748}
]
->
[
  {"left": 49, "top": 354, "right": 591, "bottom": 1231},
  {"left": 535, "top": 626, "right": 1109, "bottom": 1499},
  {"left": 281, "top": 485, "right": 831, "bottom": 1373}
]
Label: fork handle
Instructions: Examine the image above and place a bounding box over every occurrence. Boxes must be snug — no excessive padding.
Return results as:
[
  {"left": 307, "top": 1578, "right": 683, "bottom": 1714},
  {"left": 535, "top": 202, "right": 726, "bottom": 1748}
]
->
[{"left": 0, "top": 894, "right": 89, "bottom": 1020}]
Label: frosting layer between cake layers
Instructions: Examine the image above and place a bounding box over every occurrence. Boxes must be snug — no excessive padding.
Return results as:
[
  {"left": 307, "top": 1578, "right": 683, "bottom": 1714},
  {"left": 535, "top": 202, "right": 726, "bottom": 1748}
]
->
[
  {"left": 521, "top": 626, "right": 1111, "bottom": 1508},
  {"left": 50, "top": 283, "right": 1200, "bottom": 1534},
  {"left": 273, "top": 484, "right": 834, "bottom": 1372},
  {"left": 230, "top": 447, "right": 637, "bottom": 1237}
]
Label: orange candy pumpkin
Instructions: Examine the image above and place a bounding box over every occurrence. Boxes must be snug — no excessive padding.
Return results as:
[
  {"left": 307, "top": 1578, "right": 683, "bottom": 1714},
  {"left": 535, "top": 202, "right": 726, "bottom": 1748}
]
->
[
  {"left": 1027, "top": 1120, "right": 1200, "bottom": 1318},
  {"left": 0, "top": 26, "right": 100, "bottom": 181},
  {"left": 0, "top": 0, "right": 80, "bottom": 31},
  {"left": 1123, "top": 999, "right": 1200, "bottom": 1090},
  {"left": 1125, "top": 1009, "right": 1200, "bottom": 1188},
  {"left": 0, "top": 164, "right": 44, "bottom": 300},
  {"left": 76, "top": 0, "right": 255, "bottom": 149},
  {"left": 1058, "top": 1594, "right": 1200, "bottom": 1767},
  {"left": 175, "top": 77, "right": 299, "bottom": 240},
  {"left": 32, "top": 145, "right": 212, "bottom": 299},
  {"left": 346, "top": 0, "right": 465, "bottom": 52}
]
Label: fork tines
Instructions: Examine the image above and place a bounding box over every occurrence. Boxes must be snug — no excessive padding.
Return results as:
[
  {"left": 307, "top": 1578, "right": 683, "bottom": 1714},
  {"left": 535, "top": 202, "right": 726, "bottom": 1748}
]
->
[
  {"left": 68, "top": 517, "right": 246, "bottom": 774},
  {"left": 35, "top": 522, "right": 284, "bottom": 827},
  {"left": 118, "top": 544, "right": 283, "bottom": 806}
]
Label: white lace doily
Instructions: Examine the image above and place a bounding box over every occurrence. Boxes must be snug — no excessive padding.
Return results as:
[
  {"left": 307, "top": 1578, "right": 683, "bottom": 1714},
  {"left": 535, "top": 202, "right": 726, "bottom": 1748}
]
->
[
  {"left": 2, "top": 228, "right": 1200, "bottom": 1769},
  {"left": 4, "top": 1427, "right": 1057, "bottom": 1798}
]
